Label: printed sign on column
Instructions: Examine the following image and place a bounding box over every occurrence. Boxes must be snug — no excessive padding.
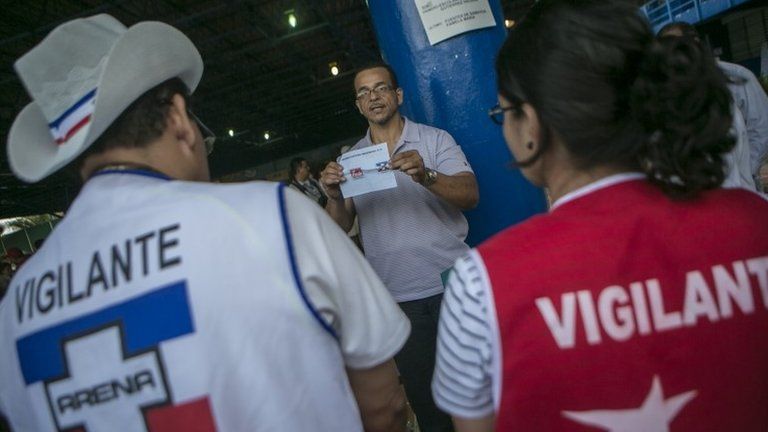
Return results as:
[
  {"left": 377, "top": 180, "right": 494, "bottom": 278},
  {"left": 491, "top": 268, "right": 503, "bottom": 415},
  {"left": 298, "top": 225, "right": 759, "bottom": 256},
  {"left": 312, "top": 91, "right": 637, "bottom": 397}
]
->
[{"left": 415, "top": 0, "right": 497, "bottom": 45}]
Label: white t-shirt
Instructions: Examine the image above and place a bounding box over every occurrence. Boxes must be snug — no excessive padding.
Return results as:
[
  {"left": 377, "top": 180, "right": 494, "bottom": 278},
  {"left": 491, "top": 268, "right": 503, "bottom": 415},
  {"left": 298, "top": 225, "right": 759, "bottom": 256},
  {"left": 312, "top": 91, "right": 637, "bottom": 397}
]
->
[{"left": 0, "top": 170, "right": 410, "bottom": 431}]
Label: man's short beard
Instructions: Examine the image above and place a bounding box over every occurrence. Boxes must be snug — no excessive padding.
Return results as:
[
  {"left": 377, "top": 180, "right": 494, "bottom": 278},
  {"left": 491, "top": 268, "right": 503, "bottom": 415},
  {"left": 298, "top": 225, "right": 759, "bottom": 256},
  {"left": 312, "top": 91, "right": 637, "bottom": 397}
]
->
[{"left": 368, "top": 109, "right": 396, "bottom": 126}]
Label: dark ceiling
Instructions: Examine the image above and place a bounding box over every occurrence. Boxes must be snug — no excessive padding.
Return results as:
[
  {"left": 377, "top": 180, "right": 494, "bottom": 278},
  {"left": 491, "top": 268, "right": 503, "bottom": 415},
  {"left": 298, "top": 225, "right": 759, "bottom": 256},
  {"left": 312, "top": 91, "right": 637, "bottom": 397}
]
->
[{"left": 0, "top": 0, "right": 535, "bottom": 218}]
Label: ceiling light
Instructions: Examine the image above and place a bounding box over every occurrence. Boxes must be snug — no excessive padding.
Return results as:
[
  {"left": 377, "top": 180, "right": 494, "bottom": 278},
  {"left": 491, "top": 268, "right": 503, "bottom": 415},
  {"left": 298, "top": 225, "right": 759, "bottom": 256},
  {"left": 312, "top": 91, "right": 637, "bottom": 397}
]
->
[
  {"left": 504, "top": 19, "right": 515, "bottom": 28},
  {"left": 264, "top": 132, "right": 270, "bottom": 140},
  {"left": 286, "top": 10, "right": 297, "bottom": 28},
  {"left": 228, "top": 129, "right": 234, "bottom": 137},
  {"left": 329, "top": 62, "right": 340, "bottom": 76}
]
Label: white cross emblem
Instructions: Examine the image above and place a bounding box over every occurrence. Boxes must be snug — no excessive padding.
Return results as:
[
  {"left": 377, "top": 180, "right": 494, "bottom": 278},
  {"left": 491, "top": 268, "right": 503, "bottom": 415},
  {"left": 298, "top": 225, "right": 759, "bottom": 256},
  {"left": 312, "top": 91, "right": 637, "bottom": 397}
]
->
[{"left": 46, "top": 325, "right": 169, "bottom": 432}]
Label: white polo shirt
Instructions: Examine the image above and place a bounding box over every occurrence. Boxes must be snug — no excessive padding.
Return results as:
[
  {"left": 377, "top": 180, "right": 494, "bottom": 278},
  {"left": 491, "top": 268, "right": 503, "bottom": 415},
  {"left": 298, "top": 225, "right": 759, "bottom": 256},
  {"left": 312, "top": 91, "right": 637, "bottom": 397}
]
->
[{"left": 350, "top": 117, "right": 474, "bottom": 302}]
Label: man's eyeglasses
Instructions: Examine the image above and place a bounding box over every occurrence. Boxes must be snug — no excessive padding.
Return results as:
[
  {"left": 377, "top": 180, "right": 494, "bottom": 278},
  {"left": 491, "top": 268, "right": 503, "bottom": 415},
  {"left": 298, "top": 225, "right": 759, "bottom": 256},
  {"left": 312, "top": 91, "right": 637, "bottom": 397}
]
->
[
  {"left": 187, "top": 109, "right": 216, "bottom": 155},
  {"left": 488, "top": 104, "right": 516, "bottom": 125},
  {"left": 356, "top": 84, "right": 395, "bottom": 100}
]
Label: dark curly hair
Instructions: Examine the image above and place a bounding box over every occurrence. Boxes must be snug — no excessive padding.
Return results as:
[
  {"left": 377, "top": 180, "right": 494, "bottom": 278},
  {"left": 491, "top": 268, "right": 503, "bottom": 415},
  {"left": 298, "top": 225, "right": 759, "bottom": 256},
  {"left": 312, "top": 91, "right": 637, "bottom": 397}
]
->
[{"left": 496, "top": 0, "right": 734, "bottom": 198}]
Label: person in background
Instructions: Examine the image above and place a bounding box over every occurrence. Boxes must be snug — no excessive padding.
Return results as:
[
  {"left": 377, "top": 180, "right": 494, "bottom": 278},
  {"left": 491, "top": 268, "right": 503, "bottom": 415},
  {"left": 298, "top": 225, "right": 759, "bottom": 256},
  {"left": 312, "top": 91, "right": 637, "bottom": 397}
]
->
[
  {"left": 659, "top": 21, "right": 768, "bottom": 188},
  {"left": 432, "top": 1, "right": 768, "bottom": 431},
  {"left": 288, "top": 156, "right": 327, "bottom": 207},
  {"left": 0, "top": 262, "right": 11, "bottom": 300},
  {"left": 0, "top": 14, "right": 409, "bottom": 432},
  {"left": 1, "top": 247, "right": 27, "bottom": 272},
  {"left": 321, "top": 62, "right": 479, "bottom": 432}
]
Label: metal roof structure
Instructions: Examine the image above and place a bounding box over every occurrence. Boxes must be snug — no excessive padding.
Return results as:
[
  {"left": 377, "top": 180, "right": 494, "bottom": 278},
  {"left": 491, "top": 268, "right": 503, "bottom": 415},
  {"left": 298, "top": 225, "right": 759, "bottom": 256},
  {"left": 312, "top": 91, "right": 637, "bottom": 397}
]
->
[{"left": 0, "top": 0, "right": 535, "bottom": 218}]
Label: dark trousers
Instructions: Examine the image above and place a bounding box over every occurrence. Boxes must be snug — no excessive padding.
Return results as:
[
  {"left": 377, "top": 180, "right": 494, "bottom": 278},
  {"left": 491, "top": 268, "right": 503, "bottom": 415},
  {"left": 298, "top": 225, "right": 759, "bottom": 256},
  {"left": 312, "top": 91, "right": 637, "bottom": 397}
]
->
[{"left": 396, "top": 293, "right": 454, "bottom": 432}]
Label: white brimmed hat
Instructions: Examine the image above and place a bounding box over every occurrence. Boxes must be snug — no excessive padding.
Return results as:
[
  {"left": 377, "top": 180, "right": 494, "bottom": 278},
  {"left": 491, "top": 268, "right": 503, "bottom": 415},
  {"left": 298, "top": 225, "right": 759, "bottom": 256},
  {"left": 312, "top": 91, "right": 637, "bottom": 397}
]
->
[{"left": 7, "top": 14, "right": 203, "bottom": 183}]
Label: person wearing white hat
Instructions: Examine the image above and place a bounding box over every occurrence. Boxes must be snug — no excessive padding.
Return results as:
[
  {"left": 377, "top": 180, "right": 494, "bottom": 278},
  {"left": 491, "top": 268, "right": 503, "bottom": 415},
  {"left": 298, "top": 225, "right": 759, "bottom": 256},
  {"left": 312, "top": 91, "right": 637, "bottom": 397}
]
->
[{"left": 0, "top": 14, "right": 410, "bottom": 432}]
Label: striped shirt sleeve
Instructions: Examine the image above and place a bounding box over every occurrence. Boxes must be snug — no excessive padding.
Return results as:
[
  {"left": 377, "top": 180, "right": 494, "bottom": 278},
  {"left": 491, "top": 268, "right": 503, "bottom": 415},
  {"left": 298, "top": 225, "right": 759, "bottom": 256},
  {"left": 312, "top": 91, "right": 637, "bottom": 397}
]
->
[{"left": 432, "top": 251, "right": 497, "bottom": 419}]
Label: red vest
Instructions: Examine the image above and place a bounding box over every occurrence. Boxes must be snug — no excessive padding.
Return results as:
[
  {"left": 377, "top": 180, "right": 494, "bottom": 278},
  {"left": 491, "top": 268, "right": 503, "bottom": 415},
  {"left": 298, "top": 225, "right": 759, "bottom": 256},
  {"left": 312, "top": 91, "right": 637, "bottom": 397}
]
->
[{"left": 479, "top": 180, "right": 768, "bottom": 431}]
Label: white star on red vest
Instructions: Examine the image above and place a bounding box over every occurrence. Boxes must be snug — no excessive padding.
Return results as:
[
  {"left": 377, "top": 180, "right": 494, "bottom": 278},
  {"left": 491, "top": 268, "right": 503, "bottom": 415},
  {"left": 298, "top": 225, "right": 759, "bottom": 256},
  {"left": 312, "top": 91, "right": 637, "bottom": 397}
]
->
[{"left": 561, "top": 375, "right": 697, "bottom": 432}]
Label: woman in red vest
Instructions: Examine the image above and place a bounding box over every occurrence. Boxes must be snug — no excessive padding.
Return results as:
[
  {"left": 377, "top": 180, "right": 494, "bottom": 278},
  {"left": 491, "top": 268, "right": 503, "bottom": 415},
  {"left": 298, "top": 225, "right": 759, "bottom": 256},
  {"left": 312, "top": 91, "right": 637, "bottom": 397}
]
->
[{"left": 431, "top": 1, "right": 768, "bottom": 431}]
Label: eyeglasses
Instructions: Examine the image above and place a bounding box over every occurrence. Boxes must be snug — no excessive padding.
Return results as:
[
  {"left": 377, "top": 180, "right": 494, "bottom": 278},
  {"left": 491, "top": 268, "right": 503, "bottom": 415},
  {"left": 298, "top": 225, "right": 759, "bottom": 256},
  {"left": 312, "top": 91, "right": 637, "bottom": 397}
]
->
[
  {"left": 488, "top": 104, "right": 516, "bottom": 125},
  {"left": 187, "top": 109, "right": 216, "bottom": 155},
  {"left": 356, "top": 84, "right": 395, "bottom": 100}
]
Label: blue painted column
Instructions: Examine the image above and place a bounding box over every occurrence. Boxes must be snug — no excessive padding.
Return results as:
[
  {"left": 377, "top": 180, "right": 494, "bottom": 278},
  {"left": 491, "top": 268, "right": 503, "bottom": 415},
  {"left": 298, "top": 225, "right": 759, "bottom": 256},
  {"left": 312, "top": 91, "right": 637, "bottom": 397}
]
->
[{"left": 367, "top": 0, "right": 547, "bottom": 246}]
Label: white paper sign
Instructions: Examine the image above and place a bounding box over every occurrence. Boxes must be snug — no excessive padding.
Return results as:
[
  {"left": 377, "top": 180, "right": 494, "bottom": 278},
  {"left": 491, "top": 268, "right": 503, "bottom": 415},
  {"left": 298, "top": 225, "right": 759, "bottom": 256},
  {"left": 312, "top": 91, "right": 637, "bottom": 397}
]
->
[
  {"left": 338, "top": 143, "right": 397, "bottom": 198},
  {"left": 415, "top": 0, "right": 497, "bottom": 46}
]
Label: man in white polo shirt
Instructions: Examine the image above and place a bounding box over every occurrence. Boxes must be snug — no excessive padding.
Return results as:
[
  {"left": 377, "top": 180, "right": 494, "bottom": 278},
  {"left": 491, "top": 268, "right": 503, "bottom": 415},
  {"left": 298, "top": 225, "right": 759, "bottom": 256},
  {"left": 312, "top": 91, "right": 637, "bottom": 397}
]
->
[
  {"left": 321, "top": 63, "right": 479, "bottom": 432},
  {"left": 0, "top": 15, "right": 410, "bottom": 432}
]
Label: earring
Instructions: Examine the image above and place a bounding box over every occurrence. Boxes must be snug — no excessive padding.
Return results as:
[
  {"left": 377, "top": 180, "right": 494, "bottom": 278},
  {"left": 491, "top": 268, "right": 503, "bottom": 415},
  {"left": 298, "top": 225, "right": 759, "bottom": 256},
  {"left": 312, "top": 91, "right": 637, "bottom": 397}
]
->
[{"left": 526, "top": 141, "right": 534, "bottom": 150}]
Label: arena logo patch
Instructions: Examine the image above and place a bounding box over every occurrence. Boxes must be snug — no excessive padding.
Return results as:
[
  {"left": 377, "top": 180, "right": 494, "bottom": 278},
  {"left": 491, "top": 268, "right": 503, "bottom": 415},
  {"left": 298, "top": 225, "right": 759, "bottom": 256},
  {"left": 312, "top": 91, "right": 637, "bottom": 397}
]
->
[{"left": 16, "top": 281, "right": 216, "bottom": 432}]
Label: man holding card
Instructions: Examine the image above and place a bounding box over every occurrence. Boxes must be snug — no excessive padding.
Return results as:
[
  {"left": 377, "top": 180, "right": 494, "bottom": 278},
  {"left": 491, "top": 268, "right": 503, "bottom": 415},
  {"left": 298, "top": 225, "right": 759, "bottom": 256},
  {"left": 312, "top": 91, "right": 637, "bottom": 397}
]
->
[{"left": 320, "top": 63, "right": 478, "bottom": 432}]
